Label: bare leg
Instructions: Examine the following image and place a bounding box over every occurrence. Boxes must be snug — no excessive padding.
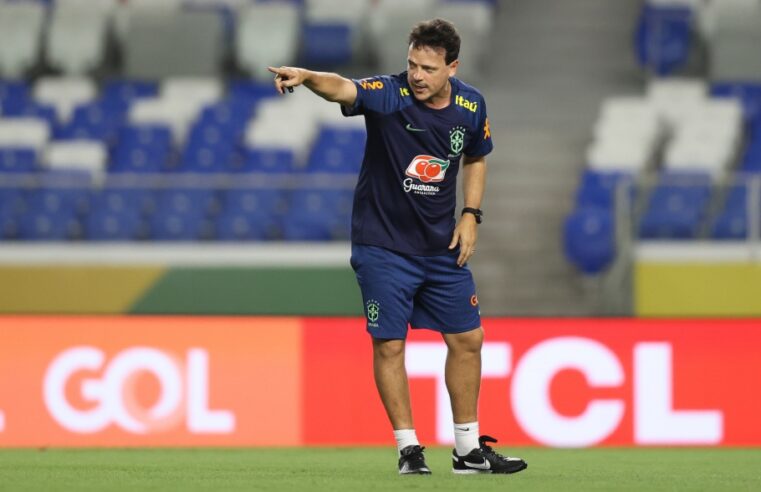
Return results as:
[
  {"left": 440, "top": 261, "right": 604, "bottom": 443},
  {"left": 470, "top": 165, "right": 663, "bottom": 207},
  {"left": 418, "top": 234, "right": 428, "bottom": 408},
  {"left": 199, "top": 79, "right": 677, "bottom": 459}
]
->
[
  {"left": 443, "top": 327, "right": 483, "bottom": 423},
  {"left": 372, "top": 338, "right": 414, "bottom": 429}
]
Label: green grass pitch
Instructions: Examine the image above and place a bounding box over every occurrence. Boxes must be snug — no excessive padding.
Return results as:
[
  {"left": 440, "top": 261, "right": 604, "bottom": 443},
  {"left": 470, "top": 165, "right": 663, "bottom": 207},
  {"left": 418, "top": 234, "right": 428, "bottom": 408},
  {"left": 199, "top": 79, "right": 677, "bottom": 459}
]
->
[{"left": 1, "top": 447, "right": 760, "bottom": 491}]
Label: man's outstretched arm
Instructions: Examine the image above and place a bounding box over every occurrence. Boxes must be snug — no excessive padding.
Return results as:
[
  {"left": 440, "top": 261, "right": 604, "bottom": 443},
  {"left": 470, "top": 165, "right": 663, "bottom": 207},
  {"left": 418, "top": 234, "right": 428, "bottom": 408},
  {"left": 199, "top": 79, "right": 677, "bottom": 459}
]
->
[{"left": 267, "top": 66, "right": 357, "bottom": 107}]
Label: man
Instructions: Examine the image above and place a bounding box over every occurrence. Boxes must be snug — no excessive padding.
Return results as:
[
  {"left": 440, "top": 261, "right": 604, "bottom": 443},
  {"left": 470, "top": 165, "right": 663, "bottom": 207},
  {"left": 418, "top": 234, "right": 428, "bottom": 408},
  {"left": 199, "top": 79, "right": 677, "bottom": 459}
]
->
[{"left": 269, "top": 18, "right": 527, "bottom": 476}]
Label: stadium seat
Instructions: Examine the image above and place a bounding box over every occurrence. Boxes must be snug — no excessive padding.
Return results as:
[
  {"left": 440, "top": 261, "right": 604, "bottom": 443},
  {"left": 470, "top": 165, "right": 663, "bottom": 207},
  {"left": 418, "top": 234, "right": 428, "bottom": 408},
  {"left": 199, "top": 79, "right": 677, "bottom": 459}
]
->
[
  {"left": 84, "top": 209, "right": 144, "bottom": 241},
  {"left": 0, "top": 148, "right": 37, "bottom": 173},
  {"left": 0, "top": 80, "right": 31, "bottom": 115},
  {"left": 638, "top": 172, "right": 712, "bottom": 239},
  {"left": 155, "top": 188, "right": 218, "bottom": 218},
  {"left": 33, "top": 77, "right": 98, "bottom": 123},
  {"left": 301, "top": 23, "right": 354, "bottom": 68},
  {"left": 281, "top": 189, "right": 353, "bottom": 240},
  {"left": 0, "top": 2, "right": 46, "bottom": 78},
  {"left": 111, "top": 125, "right": 173, "bottom": 173},
  {"left": 0, "top": 118, "right": 51, "bottom": 151},
  {"left": 306, "top": 127, "right": 365, "bottom": 173},
  {"left": 17, "top": 209, "right": 81, "bottom": 241},
  {"left": 634, "top": 1, "right": 694, "bottom": 76},
  {"left": 43, "top": 141, "right": 107, "bottom": 176},
  {"left": 709, "top": 180, "right": 750, "bottom": 239},
  {"left": 56, "top": 101, "right": 127, "bottom": 143},
  {"left": 563, "top": 208, "right": 616, "bottom": 275},
  {"left": 369, "top": 0, "right": 438, "bottom": 74},
  {"left": 575, "top": 170, "right": 636, "bottom": 211},
  {"left": 180, "top": 142, "right": 233, "bottom": 173},
  {"left": 433, "top": 0, "right": 493, "bottom": 81},
  {"left": 102, "top": 79, "right": 159, "bottom": 107},
  {"left": 235, "top": 2, "right": 301, "bottom": 80},
  {"left": 149, "top": 211, "right": 212, "bottom": 241},
  {"left": 235, "top": 148, "right": 297, "bottom": 174},
  {"left": 45, "top": 3, "right": 111, "bottom": 75}
]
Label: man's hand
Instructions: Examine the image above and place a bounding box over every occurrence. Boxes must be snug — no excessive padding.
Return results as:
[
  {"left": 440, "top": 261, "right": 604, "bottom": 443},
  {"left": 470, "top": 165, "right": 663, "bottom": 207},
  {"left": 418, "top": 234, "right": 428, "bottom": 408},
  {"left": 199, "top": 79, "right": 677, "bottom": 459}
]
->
[
  {"left": 449, "top": 213, "right": 478, "bottom": 267},
  {"left": 268, "top": 66, "right": 307, "bottom": 94}
]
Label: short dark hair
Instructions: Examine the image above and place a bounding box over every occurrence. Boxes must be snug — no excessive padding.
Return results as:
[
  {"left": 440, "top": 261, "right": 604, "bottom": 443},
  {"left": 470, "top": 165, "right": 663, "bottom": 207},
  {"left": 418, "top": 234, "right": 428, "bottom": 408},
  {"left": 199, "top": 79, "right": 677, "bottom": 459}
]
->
[{"left": 408, "top": 18, "right": 460, "bottom": 65}]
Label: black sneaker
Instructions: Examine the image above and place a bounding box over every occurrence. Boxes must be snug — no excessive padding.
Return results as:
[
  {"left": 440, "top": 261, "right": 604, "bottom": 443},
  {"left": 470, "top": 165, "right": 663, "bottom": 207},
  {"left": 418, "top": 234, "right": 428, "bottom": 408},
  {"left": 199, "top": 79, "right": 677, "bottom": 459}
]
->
[
  {"left": 398, "top": 445, "right": 432, "bottom": 475},
  {"left": 452, "top": 435, "right": 527, "bottom": 474}
]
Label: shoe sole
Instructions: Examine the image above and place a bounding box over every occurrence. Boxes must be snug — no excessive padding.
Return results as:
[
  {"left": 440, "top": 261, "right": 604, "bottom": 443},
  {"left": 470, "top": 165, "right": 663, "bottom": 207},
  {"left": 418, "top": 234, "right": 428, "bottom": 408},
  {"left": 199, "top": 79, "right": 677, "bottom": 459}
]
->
[
  {"left": 452, "top": 462, "right": 528, "bottom": 475},
  {"left": 400, "top": 469, "right": 432, "bottom": 475}
]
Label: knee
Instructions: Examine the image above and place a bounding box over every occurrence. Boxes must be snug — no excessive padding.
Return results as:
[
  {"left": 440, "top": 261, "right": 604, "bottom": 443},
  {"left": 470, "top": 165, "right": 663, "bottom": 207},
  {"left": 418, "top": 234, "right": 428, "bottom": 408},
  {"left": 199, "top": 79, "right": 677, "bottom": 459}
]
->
[
  {"left": 447, "top": 327, "right": 483, "bottom": 355},
  {"left": 373, "top": 338, "right": 406, "bottom": 361}
]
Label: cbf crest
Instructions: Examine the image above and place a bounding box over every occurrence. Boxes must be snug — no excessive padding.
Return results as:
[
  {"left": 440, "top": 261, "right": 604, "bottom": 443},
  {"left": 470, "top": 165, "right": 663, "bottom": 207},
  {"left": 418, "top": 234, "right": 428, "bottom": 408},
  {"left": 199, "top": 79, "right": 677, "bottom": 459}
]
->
[
  {"left": 449, "top": 126, "right": 466, "bottom": 155},
  {"left": 366, "top": 299, "right": 381, "bottom": 326}
]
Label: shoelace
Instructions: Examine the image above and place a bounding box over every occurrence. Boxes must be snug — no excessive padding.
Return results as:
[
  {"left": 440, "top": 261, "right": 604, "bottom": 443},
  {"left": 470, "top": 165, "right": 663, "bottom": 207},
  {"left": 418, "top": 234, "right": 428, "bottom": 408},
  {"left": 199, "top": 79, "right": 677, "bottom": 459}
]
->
[{"left": 478, "top": 435, "right": 509, "bottom": 461}]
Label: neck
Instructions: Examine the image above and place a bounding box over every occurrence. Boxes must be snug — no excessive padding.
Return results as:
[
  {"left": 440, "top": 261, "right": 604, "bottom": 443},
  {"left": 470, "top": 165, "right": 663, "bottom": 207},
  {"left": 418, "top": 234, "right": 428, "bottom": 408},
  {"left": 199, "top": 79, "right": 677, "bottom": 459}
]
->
[{"left": 423, "top": 79, "right": 452, "bottom": 110}]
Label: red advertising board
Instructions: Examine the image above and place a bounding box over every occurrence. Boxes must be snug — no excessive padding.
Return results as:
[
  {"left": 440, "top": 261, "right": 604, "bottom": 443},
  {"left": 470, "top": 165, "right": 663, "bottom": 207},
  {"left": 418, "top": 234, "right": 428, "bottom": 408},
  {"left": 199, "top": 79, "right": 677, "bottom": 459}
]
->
[{"left": 0, "top": 317, "right": 759, "bottom": 447}]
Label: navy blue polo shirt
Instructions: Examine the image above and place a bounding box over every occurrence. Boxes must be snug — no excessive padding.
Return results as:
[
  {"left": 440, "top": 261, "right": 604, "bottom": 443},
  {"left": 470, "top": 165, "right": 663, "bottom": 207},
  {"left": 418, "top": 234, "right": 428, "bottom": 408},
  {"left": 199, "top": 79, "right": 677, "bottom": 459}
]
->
[{"left": 341, "top": 72, "right": 493, "bottom": 256}]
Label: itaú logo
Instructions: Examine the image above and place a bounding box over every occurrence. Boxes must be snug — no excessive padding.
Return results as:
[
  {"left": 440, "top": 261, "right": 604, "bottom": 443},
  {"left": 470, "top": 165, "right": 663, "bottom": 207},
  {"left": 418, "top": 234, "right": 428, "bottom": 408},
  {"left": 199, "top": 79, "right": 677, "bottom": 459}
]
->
[{"left": 43, "top": 347, "right": 235, "bottom": 434}]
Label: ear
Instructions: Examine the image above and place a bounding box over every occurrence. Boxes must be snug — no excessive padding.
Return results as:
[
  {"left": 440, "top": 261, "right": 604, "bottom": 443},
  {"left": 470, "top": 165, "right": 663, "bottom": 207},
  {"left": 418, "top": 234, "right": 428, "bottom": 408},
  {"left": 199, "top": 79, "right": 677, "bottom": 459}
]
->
[{"left": 448, "top": 59, "right": 459, "bottom": 77}]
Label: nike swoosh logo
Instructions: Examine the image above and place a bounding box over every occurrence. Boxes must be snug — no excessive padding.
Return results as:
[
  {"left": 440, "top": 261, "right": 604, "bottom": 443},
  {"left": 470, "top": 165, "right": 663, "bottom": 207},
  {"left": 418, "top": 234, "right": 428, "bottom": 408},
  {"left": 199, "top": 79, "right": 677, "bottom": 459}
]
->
[
  {"left": 464, "top": 460, "right": 491, "bottom": 470},
  {"left": 405, "top": 123, "right": 426, "bottom": 132},
  {"left": 455, "top": 427, "right": 470, "bottom": 431}
]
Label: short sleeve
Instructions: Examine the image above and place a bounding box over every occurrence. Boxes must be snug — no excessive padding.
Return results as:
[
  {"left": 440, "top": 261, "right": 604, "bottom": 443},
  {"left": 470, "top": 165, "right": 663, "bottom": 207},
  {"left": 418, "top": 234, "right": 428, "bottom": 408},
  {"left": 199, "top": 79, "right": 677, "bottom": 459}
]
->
[
  {"left": 341, "top": 75, "right": 401, "bottom": 117},
  {"left": 464, "top": 101, "right": 493, "bottom": 157}
]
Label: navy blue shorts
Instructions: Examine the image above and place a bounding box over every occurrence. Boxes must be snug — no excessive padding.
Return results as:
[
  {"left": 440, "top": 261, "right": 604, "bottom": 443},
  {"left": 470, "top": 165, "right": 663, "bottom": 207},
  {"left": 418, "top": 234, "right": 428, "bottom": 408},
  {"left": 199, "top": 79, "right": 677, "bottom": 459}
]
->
[{"left": 350, "top": 244, "right": 481, "bottom": 339}]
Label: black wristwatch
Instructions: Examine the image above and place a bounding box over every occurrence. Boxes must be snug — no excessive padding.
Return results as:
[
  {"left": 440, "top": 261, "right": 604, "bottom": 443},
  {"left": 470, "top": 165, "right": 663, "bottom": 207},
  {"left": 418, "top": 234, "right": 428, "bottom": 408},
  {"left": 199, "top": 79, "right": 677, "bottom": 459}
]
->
[{"left": 461, "top": 207, "right": 483, "bottom": 224}]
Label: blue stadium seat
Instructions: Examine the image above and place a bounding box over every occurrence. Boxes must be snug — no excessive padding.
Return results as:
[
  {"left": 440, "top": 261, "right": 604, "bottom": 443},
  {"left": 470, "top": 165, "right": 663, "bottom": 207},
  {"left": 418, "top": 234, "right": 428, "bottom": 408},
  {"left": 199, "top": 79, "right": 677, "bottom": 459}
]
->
[
  {"left": 111, "top": 125, "right": 173, "bottom": 173},
  {"left": 0, "top": 147, "right": 37, "bottom": 173},
  {"left": 575, "top": 170, "right": 635, "bottom": 210},
  {"left": 56, "top": 101, "right": 126, "bottom": 143},
  {"left": 0, "top": 80, "right": 30, "bottom": 114},
  {"left": 281, "top": 189, "right": 352, "bottom": 240},
  {"left": 101, "top": 80, "right": 158, "bottom": 107},
  {"left": 85, "top": 210, "right": 144, "bottom": 241},
  {"left": 235, "top": 148, "right": 296, "bottom": 173},
  {"left": 180, "top": 142, "right": 233, "bottom": 173},
  {"left": 26, "top": 186, "right": 89, "bottom": 216},
  {"left": 301, "top": 23, "right": 353, "bottom": 67},
  {"left": 306, "top": 127, "right": 365, "bottom": 173},
  {"left": 563, "top": 207, "right": 616, "bottom": 274},
  {"left": 155, "top": 188, "right": 218, "bottom": 217},
  {"left": 90, "top": 187, "right": 154, "bottom": 216},
  {"left": 228, "top": 79, "right": 278, "bottom": 107},
  {"left": 215, "top": 211, "right": 279, "bottom": 240},
  {"left": 634, "top": 4, "right": 693, "bottom": 76},
  {"left": 638, "top": 173, "right": 712, "bottom": 239},
  {"left": 222, "top": 189, "right": 284, "bottom": 217},
  {"left": 0, "top": 188, "right": 25, "bottom": 239},
  {"left": 17, "top": 209, "right": 80, "bottom": 240},
  {"left": 198, "top": 100, "right": 253, "bottom": 130},
  {"left": 3, "top": 101, "right": 58, "bottom": 129},
  {"left": 711, "top": 82, "right": 761, "bottom": 126},
  {"left": 149, "top": 211, "right": 212, "bottom": 241},
  {"left": 710, "top": 209, "right": 747, "bottom": 240}
]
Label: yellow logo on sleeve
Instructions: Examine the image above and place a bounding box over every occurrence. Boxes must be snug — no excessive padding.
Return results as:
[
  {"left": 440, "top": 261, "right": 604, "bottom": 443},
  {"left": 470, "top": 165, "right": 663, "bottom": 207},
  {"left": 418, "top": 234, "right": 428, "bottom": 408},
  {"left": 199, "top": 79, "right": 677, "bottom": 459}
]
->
[
  {"left": 360, "top": 79, "right": 384, "bottom": 90},
  {"left": 455, "top": 95, "right": 478, "bottom": 112}
]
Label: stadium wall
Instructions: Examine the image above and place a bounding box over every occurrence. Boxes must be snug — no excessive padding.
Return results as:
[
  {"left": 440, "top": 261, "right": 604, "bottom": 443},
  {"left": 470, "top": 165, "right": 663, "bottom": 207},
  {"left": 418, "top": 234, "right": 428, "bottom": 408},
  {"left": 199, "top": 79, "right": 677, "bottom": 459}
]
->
[
  {"left": 635, "top": 243, "right": 761, "bottom": 316},
  {"left": 1, "top": 316, "right": 759, "bottom": 448},
  {"left": 0, "top": 244, "right": 361, "bottom": 315}
]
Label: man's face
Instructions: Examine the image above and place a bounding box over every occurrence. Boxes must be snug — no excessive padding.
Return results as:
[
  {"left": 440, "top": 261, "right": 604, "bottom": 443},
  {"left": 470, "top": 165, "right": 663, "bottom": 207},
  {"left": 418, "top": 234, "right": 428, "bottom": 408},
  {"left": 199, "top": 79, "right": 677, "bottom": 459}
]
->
[{"left": 406, "top": 44, "right": 458, "bottom": 103}]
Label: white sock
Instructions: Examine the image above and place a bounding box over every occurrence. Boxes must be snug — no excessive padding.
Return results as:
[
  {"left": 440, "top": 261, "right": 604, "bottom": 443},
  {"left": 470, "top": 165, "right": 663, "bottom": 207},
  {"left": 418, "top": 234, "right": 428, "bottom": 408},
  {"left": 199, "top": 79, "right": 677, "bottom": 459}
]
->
[
  {"left": 393, "top": 429, "right": 420, "bottom": 455},
  {"left": 454, "top": 421, "right": 480, "bottom": 456}
]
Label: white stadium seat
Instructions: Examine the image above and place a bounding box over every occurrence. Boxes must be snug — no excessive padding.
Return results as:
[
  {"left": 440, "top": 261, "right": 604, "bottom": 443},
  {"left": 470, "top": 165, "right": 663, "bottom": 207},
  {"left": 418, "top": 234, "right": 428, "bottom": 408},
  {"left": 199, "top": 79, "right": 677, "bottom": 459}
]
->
[
  {"left": 0, "top": 118, "right": 51, "bottom": 150},
  {"left": 0, "top": 2, "right": 46, "bottom": 78},
  {"left": 44, "top": 140, "right": 108, "bottom": 175},
  {"left": 33, "top": 77, "right": 98, "bottom": 123},
  {"left": 236, "top": 3, "right": 301, "bottom": 80}
]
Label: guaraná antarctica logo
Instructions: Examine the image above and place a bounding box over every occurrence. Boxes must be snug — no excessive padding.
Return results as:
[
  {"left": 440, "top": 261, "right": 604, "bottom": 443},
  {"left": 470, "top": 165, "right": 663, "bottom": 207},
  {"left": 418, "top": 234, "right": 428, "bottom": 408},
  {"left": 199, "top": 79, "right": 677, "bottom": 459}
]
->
[
  {"left": 403, "top": 155, "right": 450, "bottom": 196},
  {"left": 366, "top": 299, "right": 381, "bottom": 326}
]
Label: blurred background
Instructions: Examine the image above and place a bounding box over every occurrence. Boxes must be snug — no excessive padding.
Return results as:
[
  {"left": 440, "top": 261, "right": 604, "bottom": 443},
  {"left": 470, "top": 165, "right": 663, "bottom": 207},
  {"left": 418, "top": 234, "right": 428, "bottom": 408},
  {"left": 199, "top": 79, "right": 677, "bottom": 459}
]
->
[{"left": 1, "top": 0, "right": 761, "bottom": 319}]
